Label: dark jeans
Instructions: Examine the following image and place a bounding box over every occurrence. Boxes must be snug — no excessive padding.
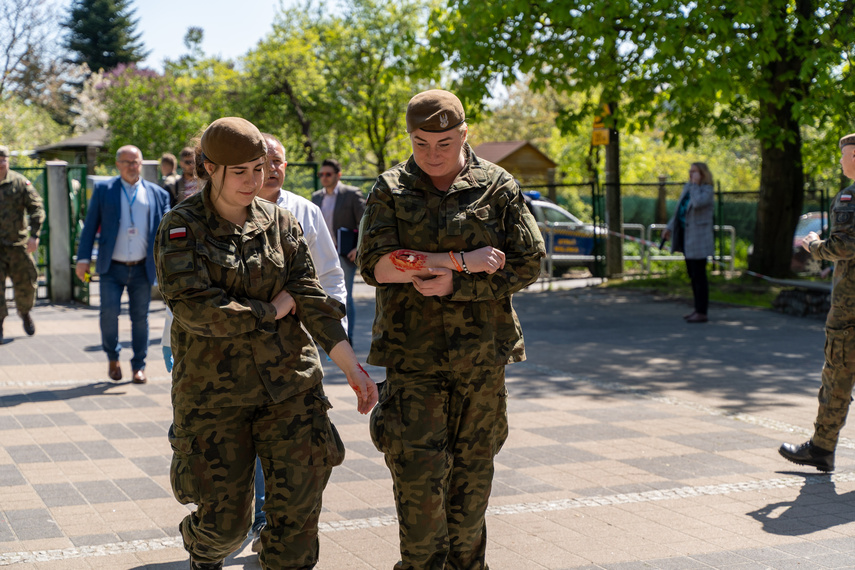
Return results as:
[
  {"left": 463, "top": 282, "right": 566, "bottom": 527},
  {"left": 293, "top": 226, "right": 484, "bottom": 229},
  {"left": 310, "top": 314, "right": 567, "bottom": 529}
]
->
[
  {"left": 685, "top": 258, "right": 708, "bottom": 315},
  {"left": 99, "top": 262, "right": 151, "bottom": 370}
]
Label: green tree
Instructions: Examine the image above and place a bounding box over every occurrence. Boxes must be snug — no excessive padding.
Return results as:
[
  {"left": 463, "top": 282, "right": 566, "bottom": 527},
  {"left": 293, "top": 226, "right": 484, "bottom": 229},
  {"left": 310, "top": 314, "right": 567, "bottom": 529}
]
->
[
  {"left": 63, "top": 0, "right": 148, "bottom": 72},
  {"left": 99, "top": 65, "right": 206, "bottom": 159},
  {"left": 432, "top": 0, "right": 855, "bottom": 277},
  {"left": 243, "top": 0, "right": 434, "bottom": 175}
]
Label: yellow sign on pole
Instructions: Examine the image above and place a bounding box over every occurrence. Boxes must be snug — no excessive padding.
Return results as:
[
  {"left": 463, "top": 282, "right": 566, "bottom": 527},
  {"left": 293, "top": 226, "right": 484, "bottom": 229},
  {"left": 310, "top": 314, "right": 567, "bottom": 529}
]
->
[
  {"left": 591, "top": 103, "right": 611, "bottom": 146},
  {"left": 592, "top": 128, "right": 609, "bottom": 146}
]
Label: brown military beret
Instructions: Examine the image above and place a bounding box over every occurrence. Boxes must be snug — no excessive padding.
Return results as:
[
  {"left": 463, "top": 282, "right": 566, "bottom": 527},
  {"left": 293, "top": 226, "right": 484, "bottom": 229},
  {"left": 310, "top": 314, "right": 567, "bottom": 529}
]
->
[
  {"left": 201, "top": 117, "right": 267, "bottom": 165},
  {"left": 840, "top": 133, "right": 855, "bottom": 149},
  {"left": 0, "top": 146, "right": 9, "bottom": 158},
  {"left": 406, "top": 90, "right": 465, "bottom": 133}
]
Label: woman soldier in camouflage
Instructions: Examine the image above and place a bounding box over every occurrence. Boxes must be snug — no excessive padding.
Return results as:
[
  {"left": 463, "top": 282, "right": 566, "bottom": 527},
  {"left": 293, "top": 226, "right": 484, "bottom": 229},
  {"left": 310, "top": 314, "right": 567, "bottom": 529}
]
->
[
  {"left": 358, "top": 90, "right": 545, "bottom": 569},
  {"left": 154, "top": 117, "right": 378, "bottom": 570}
]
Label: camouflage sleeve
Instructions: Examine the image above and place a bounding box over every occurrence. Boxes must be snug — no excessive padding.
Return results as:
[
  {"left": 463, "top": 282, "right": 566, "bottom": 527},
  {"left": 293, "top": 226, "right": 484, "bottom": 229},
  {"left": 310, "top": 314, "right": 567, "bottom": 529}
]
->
[
  {"left": 811, "top": 197, "right": 855, "bottom": 261},
  {"left": 810, "top": 230, "right": 855, "bottom": 262},
  {"left": 278, "top": 210, "right": 348, "bottom": 353},
  {"left": 24, "top": 179, "right": 45, "bottom": 237},
  {"left": 154, "top": 211, "right": 279, "bottom": 337},
  {"left": 450, "top": 183, "right": 546, "bottom": 302},
  {"left": 357, "top": 177, "right": 400, "bottom": 287}
]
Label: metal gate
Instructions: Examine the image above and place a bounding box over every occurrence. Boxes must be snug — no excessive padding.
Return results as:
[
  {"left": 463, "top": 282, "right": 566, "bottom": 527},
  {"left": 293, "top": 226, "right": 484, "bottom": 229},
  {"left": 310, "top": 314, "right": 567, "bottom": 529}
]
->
[{"left": 67, "top": 165, "right": 88, "bottom": 304}]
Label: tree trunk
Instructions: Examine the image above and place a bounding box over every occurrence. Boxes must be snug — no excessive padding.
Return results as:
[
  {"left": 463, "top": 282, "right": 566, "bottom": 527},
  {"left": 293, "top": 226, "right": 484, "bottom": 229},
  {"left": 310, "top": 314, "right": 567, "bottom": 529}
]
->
[
  {"left": 605, "top": 101, "right": 622, "bottom": 278},
  {"left": 749, "top": 100, "right": 804, "bottom": 277},
  {"left": 271, "top": 78, "right": 315, "bottom": 162}
]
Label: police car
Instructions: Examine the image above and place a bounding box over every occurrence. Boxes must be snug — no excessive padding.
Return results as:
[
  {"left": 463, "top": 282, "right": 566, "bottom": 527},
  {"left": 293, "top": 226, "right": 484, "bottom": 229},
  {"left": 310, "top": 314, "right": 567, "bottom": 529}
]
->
[{"left": 522, "top": 191, "right": 600, "bottom": 275}]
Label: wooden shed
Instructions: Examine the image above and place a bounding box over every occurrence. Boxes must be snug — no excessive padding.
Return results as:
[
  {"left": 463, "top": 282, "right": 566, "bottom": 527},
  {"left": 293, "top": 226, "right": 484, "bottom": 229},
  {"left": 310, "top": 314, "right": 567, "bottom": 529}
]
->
[
  {"left": 33, "top": 128, "right": 109, "bottom": 175},
  {"left": 472, "top": 140, "right": 557, "bottom": 185}
]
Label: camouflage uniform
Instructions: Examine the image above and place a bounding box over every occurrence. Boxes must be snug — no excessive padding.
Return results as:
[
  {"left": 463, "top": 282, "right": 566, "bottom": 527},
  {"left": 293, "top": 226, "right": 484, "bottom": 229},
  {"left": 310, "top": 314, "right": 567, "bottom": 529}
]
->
[
  {"left": 154, "top": 188, "right": 348, "bottom": 569},
  {"left": 808, "top": 183, "right": 855, "bottom": 451},
  {"left": 358, "top": 145, "right": 545, "bottom": 569},
  {"left": 0, "top": 169, "right": 44, "bottom": 320}
]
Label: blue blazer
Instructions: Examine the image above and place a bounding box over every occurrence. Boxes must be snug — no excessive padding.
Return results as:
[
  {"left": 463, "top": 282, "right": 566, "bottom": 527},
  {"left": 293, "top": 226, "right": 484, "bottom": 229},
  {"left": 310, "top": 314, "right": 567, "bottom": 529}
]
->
[{"left": 76, "top": 177, "right": 171, "bottom": 285}]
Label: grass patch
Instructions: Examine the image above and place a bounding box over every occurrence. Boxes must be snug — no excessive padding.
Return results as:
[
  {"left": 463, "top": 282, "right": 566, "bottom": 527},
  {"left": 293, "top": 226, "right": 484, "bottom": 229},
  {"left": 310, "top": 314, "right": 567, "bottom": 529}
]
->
[{"left": 608, "top": 272, "right": 784, "bottom": 309}]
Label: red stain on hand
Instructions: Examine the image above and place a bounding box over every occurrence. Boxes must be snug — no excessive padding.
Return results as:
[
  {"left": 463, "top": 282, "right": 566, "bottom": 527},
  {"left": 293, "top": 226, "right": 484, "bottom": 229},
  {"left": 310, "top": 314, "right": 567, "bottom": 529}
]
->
[
  {"left": 357, "top": 363, "right": 371, "bottom": 379},
  {"left": 390, "top": 250, "right": 427, "bottom": 272}
]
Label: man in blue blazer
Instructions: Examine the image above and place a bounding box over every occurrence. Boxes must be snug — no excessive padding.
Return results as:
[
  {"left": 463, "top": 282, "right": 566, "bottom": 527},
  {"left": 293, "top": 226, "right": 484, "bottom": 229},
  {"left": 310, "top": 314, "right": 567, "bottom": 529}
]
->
[{"left": 75, "top": 145, "right": 171, "bottom": 384}]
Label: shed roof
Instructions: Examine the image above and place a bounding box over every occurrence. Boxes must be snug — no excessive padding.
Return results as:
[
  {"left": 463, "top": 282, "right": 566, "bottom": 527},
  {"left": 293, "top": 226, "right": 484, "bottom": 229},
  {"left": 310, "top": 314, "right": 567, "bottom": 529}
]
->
[
  {"left": 34, "top": 128, "right": 108, "bottom": 152},
  {"left": 472, "top": 140, "right": 557, "bottom": 168}
]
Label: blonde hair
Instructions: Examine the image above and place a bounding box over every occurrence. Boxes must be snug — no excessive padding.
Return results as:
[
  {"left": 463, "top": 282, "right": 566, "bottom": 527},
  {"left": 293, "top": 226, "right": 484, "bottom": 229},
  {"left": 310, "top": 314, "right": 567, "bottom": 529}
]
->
[{"left": 691, "top": 162, "right": 714, "bottom": 185}]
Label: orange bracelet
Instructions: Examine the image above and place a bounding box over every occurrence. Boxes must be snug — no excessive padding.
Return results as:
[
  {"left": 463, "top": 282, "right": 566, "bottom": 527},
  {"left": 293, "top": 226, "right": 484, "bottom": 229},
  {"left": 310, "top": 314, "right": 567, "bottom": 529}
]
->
[{"left": 448, "top": 250, "right": 463, "bottom": 272}]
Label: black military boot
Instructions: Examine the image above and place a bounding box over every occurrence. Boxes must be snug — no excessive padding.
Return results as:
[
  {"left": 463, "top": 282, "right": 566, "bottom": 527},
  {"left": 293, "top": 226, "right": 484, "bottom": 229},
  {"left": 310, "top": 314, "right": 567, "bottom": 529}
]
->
[
  {"left": 0, "top": 319, "right": 4, "bottom": 343},
  {"left": 190, "top": 559, "right": 223, "bottom": 570},
  {"left": 779, "top": 440, "right": 835, "bottom": 472},
  {"left": 21, "top": 313, "right": 35, "bottom": 336}
]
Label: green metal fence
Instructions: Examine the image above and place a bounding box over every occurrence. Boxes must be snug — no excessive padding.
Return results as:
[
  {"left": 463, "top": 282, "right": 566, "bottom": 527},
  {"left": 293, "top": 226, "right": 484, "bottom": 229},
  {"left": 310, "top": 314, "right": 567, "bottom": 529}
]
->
[{"left": 68, "top": 165, "right": 89, "bottom": 304}]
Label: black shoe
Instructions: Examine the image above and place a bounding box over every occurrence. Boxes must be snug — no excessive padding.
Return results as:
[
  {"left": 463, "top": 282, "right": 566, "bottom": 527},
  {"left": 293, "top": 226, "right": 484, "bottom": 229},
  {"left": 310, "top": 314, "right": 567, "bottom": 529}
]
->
[
  {"left": 21, "top": 313, "right": 35, "bottom": 336},
  {"left": 779, "top": 440, "right": 835, "bottom": 472},
  {"left": 190, "top": 560, "right": 223, "bottom": 570}
]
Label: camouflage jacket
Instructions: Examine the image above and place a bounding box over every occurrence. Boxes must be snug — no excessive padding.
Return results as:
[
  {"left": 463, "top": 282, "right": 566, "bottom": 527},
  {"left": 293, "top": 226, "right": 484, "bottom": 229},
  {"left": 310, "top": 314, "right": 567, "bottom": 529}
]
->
[
  {"left": 154, "top": 188, "right": 348, "bottom": 408},
  {"left": 0, "top": 170, "right": 45, "bottom": 247},
  {"left": 357, "top": 145, "right": 545, "bottom": 371},
  {"left": 810, "top": 183, "right": 855, "bottom": 329}
]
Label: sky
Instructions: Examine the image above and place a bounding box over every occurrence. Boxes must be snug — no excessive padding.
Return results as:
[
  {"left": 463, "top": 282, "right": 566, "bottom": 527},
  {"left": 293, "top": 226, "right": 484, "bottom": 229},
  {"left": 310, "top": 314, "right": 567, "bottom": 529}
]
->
[{"left": 92, "top": 0, "right": 294, "bottom": 71}]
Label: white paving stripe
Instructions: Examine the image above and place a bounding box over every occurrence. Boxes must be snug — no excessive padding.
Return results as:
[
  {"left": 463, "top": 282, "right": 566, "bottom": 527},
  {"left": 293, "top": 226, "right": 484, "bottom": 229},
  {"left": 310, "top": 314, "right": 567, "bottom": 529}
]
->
[{"left": 2, "top": 472, "right": 852, "bottom": 565}]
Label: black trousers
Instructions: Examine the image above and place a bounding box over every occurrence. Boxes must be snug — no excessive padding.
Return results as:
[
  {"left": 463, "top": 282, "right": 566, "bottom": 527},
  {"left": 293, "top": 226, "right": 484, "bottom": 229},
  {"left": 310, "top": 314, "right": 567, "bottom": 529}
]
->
[{"left": 685, "top": 258, "right": 708, "bottom": 314}]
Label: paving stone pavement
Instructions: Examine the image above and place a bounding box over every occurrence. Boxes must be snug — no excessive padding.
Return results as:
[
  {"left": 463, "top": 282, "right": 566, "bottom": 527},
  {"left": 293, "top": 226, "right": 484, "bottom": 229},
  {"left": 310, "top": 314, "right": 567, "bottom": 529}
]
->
[{"left": 1, "top": 277, "right": 854, "bottom": 569}]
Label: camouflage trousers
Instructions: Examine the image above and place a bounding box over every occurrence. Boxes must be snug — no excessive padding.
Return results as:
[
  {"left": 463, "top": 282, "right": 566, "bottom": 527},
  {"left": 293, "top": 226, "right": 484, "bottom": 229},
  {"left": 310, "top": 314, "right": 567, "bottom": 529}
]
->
[
  {"left": 813, "top": 327, "right": 855, "bottom": 451},
  {"left": 169, "top": 384, "right": 345, "bottom": 569},
  {"left": 0, "top": 245, "right": 37, "bottom": 319},
  {"left": 370, "top": 366, "right": 509, "bottom": 570}
]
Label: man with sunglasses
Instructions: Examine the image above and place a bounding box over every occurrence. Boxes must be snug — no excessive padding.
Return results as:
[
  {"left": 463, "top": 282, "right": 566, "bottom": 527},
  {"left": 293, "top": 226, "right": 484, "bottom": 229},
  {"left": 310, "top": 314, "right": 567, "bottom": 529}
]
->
[{"left": 311, "top": 159, "right": 365, "bottom": 343}]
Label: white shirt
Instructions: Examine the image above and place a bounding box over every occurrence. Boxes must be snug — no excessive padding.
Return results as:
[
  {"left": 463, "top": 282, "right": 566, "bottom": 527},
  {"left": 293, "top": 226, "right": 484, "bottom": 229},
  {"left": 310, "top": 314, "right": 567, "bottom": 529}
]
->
[
  {"left": 113, "top": 178, "right": 150, "bottom": 262},
  {"left": 320, "top": 183, "right": 340, "bottom": 244},
  {"left": 277, "top": 189, "right": 349, "bottom": 334}
]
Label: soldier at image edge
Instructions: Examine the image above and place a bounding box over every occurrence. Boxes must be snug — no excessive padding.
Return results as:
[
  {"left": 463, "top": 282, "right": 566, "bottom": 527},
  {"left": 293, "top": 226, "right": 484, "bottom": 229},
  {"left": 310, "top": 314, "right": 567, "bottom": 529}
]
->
[
  {"left": 0, "top": 145, "right": 45, "bottom": 343},
  {"left": 779, "top": 131, "right": 855, "bottom": 472},
  {"left": 357, "top": 89, "right": 546, "bottom": 569}
]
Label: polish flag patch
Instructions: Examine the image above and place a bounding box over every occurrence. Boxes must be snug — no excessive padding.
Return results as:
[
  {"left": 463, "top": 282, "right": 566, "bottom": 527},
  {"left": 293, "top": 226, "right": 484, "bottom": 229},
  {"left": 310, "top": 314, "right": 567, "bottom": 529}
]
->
[
  {"left": 842, "top": 195, "right": 852, "bottom": 202},
  {"left": 169, "top": 227, "right": 187, "bottom": 239}
]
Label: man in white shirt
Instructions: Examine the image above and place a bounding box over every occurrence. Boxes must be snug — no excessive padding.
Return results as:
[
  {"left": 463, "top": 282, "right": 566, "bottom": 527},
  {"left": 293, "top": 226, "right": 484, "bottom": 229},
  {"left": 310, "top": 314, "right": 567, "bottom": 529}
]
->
[{"left": 247, "top": 133, "right": 348, "bottom": 551}]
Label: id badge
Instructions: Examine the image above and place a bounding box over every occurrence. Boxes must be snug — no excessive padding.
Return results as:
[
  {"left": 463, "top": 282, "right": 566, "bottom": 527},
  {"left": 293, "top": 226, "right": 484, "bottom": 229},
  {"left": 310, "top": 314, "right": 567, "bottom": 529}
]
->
[{"left": 128, "top": 227, "right": 138, "bottom": 237}]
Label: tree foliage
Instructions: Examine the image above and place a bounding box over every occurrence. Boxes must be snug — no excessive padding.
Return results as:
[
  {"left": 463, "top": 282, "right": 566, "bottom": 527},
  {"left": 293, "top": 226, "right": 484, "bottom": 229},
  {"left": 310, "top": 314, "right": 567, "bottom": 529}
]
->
[
  {"left": 431, "top": 0, "right": 855, "bottom": 276},
  {"left": 243, "top": 0, "right": 435, "bottom": 174},
  {"left": 96, "top": 65, "right": 207, "bottom": 159},
  {"left": 63, "top": 0, "right": 148, "bottom": 72}
]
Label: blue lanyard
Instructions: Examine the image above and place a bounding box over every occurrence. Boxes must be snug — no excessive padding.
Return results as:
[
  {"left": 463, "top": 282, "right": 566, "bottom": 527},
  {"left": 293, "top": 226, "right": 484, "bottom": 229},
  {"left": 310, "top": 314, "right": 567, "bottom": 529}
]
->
[{"left": 122, "top": 183, "right": 139, "bottom": 227}]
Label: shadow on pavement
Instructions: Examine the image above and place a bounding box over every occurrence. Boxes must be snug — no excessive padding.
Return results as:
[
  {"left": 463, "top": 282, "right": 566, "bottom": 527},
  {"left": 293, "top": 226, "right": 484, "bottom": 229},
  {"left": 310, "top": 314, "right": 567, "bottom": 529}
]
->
[
  {"left": 748, "top": 473, "right": 855, "bottom": 535},
  {"left": 513, "top": 288, "right": 826, "bottom": 415},
  {"left": 0, "top": 381, "right": 126, "bottom": 407}
]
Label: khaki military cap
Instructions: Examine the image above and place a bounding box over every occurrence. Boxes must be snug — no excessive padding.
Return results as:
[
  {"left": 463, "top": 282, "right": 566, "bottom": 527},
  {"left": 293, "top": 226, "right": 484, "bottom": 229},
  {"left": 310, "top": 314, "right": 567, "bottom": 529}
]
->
[
  {"left": 201, "top": 117, "right": 267, "bottom": 165},
  {"left": 840, "top": 133, "right": 855, "bottom": 149},
  {"left": 406, "top": 89, "right": 465, "bottom": 133},
  {"left": 0, "top": 146, "right": 9, "bottom": 158}
]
